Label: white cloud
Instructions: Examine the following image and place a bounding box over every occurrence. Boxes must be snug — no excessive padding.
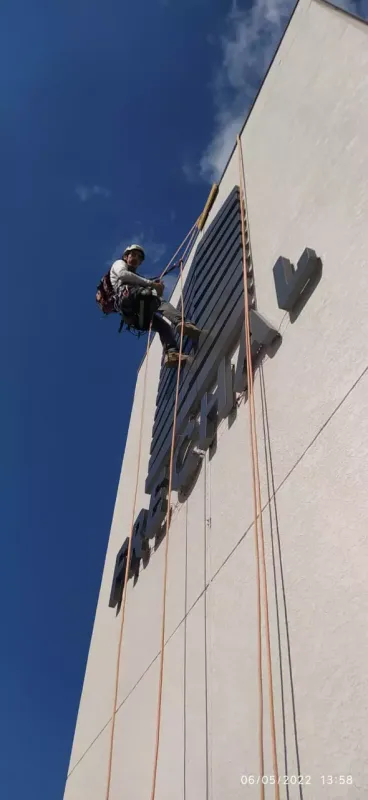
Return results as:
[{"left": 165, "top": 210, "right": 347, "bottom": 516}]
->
[
  {"left": 200, "top": 0, "right": 293, "bottom": 183},
  {"left": 144, "top": 239, "right": 167, "bottom": 263},
  {"left": 198, "top": 0, "right": 364, "bottom": 184},
  {"left": 75, "top": 184, "right": 111, "bottom": 202},
  {"left": 200, "top": 112, "right": 244, "bottom": 184}
]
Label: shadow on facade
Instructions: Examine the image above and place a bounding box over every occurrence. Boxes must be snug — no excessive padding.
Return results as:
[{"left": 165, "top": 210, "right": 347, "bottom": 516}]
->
[
  {"left": 177, "top": 456, "right": 204, "bottom": 503},
  {"left": 289, "top": 261, "right": 323, "bottom": 324}
]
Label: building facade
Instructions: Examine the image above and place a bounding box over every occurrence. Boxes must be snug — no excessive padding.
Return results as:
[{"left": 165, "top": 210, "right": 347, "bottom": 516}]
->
[{"left": 64, "top": 1, "right": 368, "bottom": 796}]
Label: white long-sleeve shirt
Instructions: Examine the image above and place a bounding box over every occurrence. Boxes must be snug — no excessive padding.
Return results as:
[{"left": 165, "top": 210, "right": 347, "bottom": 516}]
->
[{"left": 110, "top": 259, "right": 153, "bottom": 292}]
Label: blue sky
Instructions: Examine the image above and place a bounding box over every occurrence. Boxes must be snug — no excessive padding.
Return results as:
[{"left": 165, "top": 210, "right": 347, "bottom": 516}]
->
[{"left": 0, "top": 0, "right": 366, "bottom": 797}]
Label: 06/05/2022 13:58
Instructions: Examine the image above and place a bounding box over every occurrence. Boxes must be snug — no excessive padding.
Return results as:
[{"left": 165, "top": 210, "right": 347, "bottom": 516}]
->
[{"left": 240, "top": 775, "right": 354, "bottom": 786}]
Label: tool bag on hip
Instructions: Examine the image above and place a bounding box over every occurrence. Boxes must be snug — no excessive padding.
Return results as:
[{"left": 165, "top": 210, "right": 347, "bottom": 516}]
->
[
  {"left": 117, "top": 285, "right": 161, "bottom": 331},
  {"left": 95, "top": 271, "right": 116, "bottom": 315}
]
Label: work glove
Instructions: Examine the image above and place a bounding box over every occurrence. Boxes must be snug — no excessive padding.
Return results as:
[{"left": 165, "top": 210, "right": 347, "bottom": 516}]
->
[{"left": 151, "top": 281, "right": 164, "bottom": 297}]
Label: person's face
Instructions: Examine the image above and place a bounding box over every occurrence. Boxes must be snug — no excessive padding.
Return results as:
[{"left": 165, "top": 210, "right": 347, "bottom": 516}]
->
[{"left": 125, "top": 250, "right": 143, "bottom": 270}]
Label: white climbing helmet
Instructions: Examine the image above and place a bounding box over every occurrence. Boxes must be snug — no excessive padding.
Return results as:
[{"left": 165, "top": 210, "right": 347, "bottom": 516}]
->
[{"left": 122, "top": 243, "right": 145, "bottom": 262}]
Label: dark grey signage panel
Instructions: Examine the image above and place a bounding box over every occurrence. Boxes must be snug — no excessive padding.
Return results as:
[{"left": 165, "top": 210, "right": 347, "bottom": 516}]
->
[
  {"left": 155, "top": 196, "right": 242, "bottom": 407},
  {"left": 152, "top": 241, "right": 243, "bottom": 440},
  {"left": 146, "top": 288, "right": 249, "bottom": 492},
  {"left": 149, "top": 274, "right": 246, "bottom": 466},
  {"left": 145, "top": 185, "right": 248, "bottom": 494}
]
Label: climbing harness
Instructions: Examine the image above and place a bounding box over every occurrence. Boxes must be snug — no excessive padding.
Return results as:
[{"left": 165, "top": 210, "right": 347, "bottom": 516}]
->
[
  {"left": 116, "top": 262, "right": 184, "bottom": 336},
  {"left": 117, "top": 258, "right": 192, "bottom": 335},
  {"left": 116, "top": 285, "right": 161, "bottom": 334},
  {"left": 97, "top": 258, "right": 189, "bottom": 337}
]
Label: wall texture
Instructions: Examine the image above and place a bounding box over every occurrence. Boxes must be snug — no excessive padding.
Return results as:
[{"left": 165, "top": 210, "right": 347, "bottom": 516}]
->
[{"left": 64, "top": 1, "right": 368, "bottom": 797}]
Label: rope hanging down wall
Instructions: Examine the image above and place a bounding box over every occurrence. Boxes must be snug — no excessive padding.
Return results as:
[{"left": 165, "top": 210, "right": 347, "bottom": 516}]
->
[
  {"left": 237, "top": 134, "right": 280, "bottom": 800},
  {"left": 149, "top": 227, "right": 198, "bottom": 800},
  {"left": 104, "top": 220, "right": 201, "bottom": 800},
  {"left": 104, "top": 158, "right": 283, "bottom": 798}
]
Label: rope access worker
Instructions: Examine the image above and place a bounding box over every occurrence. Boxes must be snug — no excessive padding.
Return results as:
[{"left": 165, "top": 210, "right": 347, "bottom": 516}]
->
[{"left": 96, "top": 243, "right": 202, "bottom": 367}]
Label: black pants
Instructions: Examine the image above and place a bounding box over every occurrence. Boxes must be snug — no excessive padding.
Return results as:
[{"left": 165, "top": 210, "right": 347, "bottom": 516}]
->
[{"left": 151, "top": 300, "right": 185, "bottom": 352}]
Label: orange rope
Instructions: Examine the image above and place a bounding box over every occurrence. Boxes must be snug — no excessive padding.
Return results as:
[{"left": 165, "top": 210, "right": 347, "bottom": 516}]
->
[
  {"left": 150, "top": 226, "right": 198, "bottom": 800},
  {"left": 237, "top": 137, "right": 265, "bottom": 800},
  {"left": 105, "top": 328, "right": 152, "bottom": 800},
  {"left": 237, "top": 135, "right": 280, "bottom": 798},
  {"left": 105, "top": 220, "right": 199, "bottom": 800}
]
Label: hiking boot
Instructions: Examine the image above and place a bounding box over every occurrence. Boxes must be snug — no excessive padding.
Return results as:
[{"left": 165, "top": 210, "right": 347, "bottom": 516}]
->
[
  {"left": 175, "top": 321, "right": 202, "bottom": 342},
  {"left": 164, "top": 351, "right": 190, "bottom": 368}
]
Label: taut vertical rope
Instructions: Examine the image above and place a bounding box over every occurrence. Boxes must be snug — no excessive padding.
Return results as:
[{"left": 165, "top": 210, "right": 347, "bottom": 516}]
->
[
  {"left": 105, "top": 219, "right": 200, "bottom": 800},
  {"left": 237, "top": 134, "right": 280, "bottom": 798},
  {"left": 150, "top": 226, "right": 198, "bottom": 800}
]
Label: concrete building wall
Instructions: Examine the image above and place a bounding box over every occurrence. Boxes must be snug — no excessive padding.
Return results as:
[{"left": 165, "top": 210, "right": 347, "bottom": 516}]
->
[{"left": 64, "top": 1, "right": 368, "bottom": 797}]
